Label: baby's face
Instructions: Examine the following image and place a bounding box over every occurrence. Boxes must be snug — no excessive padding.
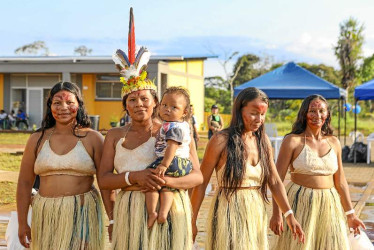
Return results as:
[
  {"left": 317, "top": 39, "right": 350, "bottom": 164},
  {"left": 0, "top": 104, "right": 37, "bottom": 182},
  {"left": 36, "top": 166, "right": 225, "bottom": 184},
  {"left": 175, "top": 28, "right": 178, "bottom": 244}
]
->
[{"left": 159, "top": 93, "right": 187, "bottom": 122}]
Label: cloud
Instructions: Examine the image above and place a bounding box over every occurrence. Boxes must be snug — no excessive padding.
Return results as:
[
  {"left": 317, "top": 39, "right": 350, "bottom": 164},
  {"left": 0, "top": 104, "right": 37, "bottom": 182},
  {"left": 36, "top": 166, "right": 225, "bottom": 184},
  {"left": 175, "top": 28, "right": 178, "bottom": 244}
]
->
[{"left": 284, "top": 32, "right": 338, "bottom": 66}]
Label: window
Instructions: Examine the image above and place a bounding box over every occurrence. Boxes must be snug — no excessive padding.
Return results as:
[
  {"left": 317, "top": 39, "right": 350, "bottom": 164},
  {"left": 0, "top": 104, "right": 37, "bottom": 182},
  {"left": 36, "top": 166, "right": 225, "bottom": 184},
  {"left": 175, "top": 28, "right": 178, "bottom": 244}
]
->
[{"left": 96, "top": 75, "right": 122, "bottom": 99}]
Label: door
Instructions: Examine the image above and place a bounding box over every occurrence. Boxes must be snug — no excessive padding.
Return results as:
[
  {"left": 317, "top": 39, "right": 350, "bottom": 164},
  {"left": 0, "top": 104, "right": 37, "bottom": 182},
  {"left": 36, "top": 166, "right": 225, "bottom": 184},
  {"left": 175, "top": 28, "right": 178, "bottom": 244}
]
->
[{"left": 27, "top": 89, "right": 43, "bottom": 129}]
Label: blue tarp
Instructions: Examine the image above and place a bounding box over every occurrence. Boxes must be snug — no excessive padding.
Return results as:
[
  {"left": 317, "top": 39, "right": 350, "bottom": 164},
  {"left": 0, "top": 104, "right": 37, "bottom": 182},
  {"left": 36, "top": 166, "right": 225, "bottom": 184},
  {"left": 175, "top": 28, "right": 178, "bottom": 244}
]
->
[
  {"left": 234, "top": 62, "right": 346, "bottom": 99},
  {"left": 354, "top": 79, "right": 374, "bottom": 100}
]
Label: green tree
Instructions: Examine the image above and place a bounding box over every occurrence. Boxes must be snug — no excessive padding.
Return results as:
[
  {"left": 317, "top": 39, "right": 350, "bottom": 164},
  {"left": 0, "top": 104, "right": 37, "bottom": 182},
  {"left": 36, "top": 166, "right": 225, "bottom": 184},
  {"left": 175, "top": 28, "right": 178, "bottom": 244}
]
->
[
  {"left": 359, "top": 54, "right": 374, "bottom": 83},
  {"left": 298, "top": 63, "right": 341, "bottom": 85},
  {"left": 232, "top": 54, "right": 261, "bottom": 87},
  {"left": 74, "top": 45, "right": 93, "bottom": 56},
  {"left": 334, "top": 17, "right": 365, "bottom": 91},
  {"left": 204, "top": 75, "right": 232, "bottom": 113},
  {"left": 14, "top": 40, "right": 49, "bottom": 55}
]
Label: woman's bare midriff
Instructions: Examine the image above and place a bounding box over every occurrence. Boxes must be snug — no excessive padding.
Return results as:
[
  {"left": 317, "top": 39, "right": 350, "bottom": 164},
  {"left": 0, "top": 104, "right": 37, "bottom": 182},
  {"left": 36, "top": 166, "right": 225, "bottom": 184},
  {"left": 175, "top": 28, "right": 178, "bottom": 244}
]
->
[
  {"left": 38, "top": 175, "right": 94, "bottom": 197},
  {"left": 291, "top": 173, "right": 334, "bottom": 189}
]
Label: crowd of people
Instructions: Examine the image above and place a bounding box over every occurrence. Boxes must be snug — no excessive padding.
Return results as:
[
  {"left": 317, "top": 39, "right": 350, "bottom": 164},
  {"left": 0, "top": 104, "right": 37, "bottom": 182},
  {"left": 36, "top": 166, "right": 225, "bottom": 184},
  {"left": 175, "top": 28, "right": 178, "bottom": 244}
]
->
[
  {"left": 11, "top": 8, "right": 366, "bottom": 250},
  {"left": 12, "top": 78, "right": 365, "bottom": 250},
  {"left": 0, "top": 109, "right": 29, "bottom": 130}
]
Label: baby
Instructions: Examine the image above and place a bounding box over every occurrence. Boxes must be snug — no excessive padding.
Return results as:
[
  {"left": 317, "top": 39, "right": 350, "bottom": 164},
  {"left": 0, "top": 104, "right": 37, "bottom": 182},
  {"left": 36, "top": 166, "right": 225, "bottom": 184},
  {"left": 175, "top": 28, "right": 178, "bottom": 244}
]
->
[{"left": 146, "top": 86, "right": 192, "bottom": 228}]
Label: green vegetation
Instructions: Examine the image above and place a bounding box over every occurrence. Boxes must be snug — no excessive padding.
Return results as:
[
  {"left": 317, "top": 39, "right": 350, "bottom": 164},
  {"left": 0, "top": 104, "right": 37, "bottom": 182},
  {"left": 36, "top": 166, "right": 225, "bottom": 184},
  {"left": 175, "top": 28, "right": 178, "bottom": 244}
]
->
[
  {"left": 0, "top": 181, "right": 17, "bottom": 205},
  {"left": 0, "top": 133, "right": 30, "bottom": 145},
  {"left": 0, "top": 153, "right": 22, "bottom": 171}
]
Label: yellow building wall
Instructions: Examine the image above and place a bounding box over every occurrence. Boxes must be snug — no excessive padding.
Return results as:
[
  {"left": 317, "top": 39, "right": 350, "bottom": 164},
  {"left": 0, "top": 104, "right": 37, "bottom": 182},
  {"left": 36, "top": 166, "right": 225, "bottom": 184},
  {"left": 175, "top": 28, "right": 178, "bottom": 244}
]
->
[
  {"left": 167, "top": 74, "right": 188, "bottom": 88},
  {"left": 94, "top": 101, "right": 123, "bottom": 130},
  {"left": 168, "top": 61, "right": 187, "bottom": 73},
  {"left": 81, "top": 74, "right": 96, "bottom": 114},
  {"left": 167, "top": 60, "right": 205, "bottom": 131},
  {"left": 187, "top": 60, "right": 204, "bottom": 76},
  {"left": 82, "top": 74, "right": 124, "bottom": 130},
  {"left": 0, "top": 74, "right": 3, "bottom": 110},
  {"left": 187, "top": 78, "right": 204, "bottom": 131},
  {"left": 81, "top": 59, "right": 205, "bottom": 131}
]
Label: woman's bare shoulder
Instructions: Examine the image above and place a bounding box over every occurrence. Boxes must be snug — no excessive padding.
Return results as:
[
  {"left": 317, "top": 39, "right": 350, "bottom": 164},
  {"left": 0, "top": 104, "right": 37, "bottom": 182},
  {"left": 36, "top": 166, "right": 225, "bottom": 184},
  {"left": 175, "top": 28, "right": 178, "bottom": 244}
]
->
[{"left": 282, "top": 133, "right": 303, "bottom": 148}]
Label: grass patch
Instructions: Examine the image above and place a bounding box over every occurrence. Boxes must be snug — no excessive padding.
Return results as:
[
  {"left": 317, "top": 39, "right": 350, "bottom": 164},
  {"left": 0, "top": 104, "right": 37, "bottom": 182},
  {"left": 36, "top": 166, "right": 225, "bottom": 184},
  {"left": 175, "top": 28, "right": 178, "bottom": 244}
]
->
[
  {"left": 0, "top": 153, "right": 22, "bottom": 171},
  {"left": 0, "top": 133, "right": 30, "bottom": 145},
  {"left": 0, "top": 181, "right": 17, "bottom": 205}
]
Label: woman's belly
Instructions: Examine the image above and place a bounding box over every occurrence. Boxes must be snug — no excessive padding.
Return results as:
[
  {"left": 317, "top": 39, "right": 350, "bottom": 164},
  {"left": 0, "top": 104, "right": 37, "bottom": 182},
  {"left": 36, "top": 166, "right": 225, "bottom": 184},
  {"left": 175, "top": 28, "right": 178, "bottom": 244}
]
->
[
  {"left": 38, "top": 175, "right": 94, "bottom": 197},
  {"left": 291, "top": 173, "right": 334, "bottom": 189}
]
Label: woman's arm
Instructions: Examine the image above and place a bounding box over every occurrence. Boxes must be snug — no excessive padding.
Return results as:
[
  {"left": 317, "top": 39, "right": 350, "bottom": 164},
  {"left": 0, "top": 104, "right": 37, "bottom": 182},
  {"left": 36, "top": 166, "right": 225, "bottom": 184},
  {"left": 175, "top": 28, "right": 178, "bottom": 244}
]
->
[
  {"left": 163, "top": 136, "right": 203, "bottom": 189},
  {"left": 207, "top": 115, "right": 214, "bottom": 131},
  {"left": 270, "top": 136, "right": 294, "bottom": 222},
  {"left": 190, "top": 134, "right": 226, "bottom": 240},
  {"left": 218, "top": 115, "right": 224, "bottom": 130},
  {"left": 267, "top": 135, "right": 304, "bottom": 242},
  {"left": 90, "top": 131, "right": 116, "bottom": 241},
  {"left": 332, "top": 137, "right": 365, "bottom": 234},
  {"left": 16, "top": 133, "right": 39, "bottom": 248},
  {"left": 97, "top": 128, "right": 165, "bottom": 191}
]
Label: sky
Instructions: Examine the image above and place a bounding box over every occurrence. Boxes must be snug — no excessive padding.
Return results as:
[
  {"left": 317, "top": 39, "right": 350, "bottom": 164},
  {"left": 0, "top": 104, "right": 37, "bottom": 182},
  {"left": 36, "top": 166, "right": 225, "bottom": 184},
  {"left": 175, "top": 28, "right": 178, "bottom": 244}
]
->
[{"left": 1, "top": 0, "right": 374, "bottom": 77}]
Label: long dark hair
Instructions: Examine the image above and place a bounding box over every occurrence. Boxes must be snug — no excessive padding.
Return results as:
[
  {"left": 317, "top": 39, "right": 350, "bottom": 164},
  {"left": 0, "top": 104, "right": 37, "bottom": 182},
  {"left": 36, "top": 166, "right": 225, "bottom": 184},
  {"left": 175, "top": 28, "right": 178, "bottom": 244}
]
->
[
  {"left": 122, "top": 89, "right": 159, "bottom": 118},
  {"left": 288, "top": 94, "right": 333, "bottom": 136},
  {"left": 35, "top": 82, "right": 91, "bottom": 155},
  {"left": 222, "top": 87, "right": 271, "bottom": 202}
]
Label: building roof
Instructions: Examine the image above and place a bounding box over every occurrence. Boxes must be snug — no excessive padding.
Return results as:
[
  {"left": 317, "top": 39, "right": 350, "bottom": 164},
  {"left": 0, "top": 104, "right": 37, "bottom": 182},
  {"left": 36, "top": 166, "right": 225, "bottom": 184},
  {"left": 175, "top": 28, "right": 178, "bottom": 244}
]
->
[{"left": 0, "top": 54, "right": 217, "bottom": 64}]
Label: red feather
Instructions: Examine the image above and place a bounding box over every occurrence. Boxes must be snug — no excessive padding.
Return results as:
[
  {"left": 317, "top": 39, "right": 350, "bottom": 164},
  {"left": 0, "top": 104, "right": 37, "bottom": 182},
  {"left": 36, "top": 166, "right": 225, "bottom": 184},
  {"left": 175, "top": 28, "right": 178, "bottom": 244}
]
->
[{"left": 128, "top": 7, "right": 136, "bottom": 64}]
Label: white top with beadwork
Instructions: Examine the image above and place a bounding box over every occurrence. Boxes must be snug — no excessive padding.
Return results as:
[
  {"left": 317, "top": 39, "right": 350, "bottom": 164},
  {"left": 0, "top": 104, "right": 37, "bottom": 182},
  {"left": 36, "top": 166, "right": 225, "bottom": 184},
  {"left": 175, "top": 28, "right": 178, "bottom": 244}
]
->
[
  {"left": 291, "top": 138, "right": 338, "bottom": 176},
  {"left": 114, "top": 137, "right": 157, "bottom": 174},
  {"left": 34, "top": 139, "right": 95, "bottom": 177},
  {"left": 216, "top": 161, "right": 262, "bottom": 187}
]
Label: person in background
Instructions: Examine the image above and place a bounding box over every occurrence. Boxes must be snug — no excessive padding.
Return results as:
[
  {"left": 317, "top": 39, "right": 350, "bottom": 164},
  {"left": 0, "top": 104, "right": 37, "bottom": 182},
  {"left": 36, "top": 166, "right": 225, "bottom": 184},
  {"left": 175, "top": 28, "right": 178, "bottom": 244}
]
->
[
  {"left": 8, "top": 110, "right": 16, "bottom": 128},
  {"left": 16, "top": 109, "right": 29, "bottom": 129},
  {"left": 191, "top": 87, "right": 304, "bottom": 249},
  {"left": 207, "top": 104, "right": 223, "bottom": 139},
  {"left": 190, "top": 104, "right": 199, "bottom": 149},
  {"left": 0, "top": 110, "right": 7, "bottom": 129},
  {"left": 270, "top": 94, "right": 365, "bottom": 250}
]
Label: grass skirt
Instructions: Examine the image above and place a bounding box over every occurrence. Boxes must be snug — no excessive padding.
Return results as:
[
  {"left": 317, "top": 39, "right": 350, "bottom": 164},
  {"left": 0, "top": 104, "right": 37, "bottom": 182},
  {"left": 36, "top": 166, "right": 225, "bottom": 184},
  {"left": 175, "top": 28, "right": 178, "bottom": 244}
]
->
[
  {"left": 31, "top": 189, "right": 104, "bottom": 250},
  {"left": 274, "top": 182, "right": 349, "bottom": 250},
  {"left": 112, "top": 189, "right": 192, "bottom": 250},
  {"left": 206, "top": 188, "right": 268, "bottom": 250}
]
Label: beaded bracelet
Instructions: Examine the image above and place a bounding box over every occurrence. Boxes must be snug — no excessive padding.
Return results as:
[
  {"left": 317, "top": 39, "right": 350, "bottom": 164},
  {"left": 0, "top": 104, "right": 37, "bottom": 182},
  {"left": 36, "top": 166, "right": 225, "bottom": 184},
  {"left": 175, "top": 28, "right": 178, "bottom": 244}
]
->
[
  {"left": 125, "top": 172, "right": 132, "bottom": 186},
  {"left": 345, "top": 209, "right": 355, "bottom": 216},
  {"left": 284, "top": 209, "right": 294, "bottom": 218}
]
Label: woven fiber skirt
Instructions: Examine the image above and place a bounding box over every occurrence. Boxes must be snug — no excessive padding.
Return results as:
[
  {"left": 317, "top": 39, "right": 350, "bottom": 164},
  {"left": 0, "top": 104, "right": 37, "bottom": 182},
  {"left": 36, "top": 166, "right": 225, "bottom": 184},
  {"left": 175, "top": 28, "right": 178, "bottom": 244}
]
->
[
  {"left": 112, "top": 189, "right": 192, "bottom": 250},
  {"left": 274, "top": 181, "right": 349, "bottom": 250},
  {"left": 31, "top": 189, "right": 105, "bottom": 250},
  {"left": 206, "top": 188, "right": 268, "bottom": 250}
]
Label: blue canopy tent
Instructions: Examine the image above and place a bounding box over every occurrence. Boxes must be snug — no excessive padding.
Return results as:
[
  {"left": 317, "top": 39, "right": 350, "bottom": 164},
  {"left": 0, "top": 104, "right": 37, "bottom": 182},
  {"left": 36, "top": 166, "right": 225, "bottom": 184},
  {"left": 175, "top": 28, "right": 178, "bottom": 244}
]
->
[
  {"left": 234, "top": 62, "right": 347, "bottom": 139},
  {"left": 353, "top": 79, "right": 374, "bottom": 162},
  {"left": 234, "top": 62, "right": 346, "bottom": 99}
]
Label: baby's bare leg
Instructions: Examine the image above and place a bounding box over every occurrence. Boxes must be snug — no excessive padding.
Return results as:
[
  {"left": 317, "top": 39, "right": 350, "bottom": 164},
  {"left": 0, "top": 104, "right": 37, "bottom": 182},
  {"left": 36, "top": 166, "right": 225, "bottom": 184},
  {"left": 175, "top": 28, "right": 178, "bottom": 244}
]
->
[
  {"left": 145, "top": 191, "right": 159, "bottom": 228},
  {"left": 157, "top": 190, "right": 174, "bottom": 224}
]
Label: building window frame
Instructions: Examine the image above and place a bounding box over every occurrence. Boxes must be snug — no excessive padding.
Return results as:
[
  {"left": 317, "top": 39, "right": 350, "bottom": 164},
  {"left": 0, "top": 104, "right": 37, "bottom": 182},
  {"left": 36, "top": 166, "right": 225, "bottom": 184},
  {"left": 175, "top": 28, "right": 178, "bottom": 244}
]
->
[{"left": 95, "top": 75, "right": 122, "bottom": 100}]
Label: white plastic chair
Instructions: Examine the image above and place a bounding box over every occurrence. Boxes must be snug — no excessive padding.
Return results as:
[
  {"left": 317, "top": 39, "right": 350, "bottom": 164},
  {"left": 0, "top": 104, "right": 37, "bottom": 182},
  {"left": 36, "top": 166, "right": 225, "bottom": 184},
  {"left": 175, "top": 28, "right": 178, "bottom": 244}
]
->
[
  {"left": 349, "top": 131, "right": 364, "bottom": 142},
  {"left": 265, "top": 123, "right": 278, "bottom": 137}
]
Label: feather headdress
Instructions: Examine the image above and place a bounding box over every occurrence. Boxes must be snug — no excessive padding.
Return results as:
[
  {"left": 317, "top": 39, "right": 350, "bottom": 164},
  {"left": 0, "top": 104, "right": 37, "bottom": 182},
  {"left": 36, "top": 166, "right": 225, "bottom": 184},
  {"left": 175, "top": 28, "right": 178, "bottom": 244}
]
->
[{"left": 112, "top": 7, "right": 156, "bottom": 97}]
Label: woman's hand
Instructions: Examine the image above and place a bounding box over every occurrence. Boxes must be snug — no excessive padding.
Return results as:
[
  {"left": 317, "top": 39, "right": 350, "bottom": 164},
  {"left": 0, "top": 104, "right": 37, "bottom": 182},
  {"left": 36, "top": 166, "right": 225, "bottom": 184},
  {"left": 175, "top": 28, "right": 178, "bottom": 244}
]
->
[
  {"left": 132, "top": 169, "right": 165, "bottom": 191},
  {"left": 285, "top": 215, "right": 305, "bottom": 244},
  {"left": 270, "top": 213, "right": 284, "bottom": 236},
  {"left": 18, "top": 223, "right": 31, "bottom": 248},
  {"left": 347, "top": 214, "right": 366, "bottom": 235}
]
